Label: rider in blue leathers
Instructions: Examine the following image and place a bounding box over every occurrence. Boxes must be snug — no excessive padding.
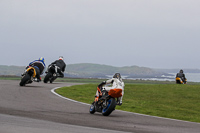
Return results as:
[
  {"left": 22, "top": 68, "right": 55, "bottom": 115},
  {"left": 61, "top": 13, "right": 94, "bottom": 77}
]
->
[{"left": 26, "top": 57, "right": 46, "bottom": 82}]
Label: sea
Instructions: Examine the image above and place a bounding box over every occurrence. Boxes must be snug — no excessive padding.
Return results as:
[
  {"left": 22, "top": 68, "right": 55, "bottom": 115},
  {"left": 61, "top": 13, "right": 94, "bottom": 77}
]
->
[{"left": 127, "top": 73, "right": 200, "bottom": 83}]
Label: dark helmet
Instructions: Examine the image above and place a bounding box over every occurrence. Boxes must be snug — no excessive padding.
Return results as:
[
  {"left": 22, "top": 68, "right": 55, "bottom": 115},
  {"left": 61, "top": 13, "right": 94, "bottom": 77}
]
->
[
  {"left": 180, "top": 69, "right": 183, "bottom": 73},
  {"left": 113, "top": 73, "right": 121, "bottom": 79}
]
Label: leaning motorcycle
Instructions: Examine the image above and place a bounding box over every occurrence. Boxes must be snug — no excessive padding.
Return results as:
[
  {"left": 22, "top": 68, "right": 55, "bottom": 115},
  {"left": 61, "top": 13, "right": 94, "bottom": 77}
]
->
[
  {"left": 176, "top": 77, "right": 187, "bottom": 84},
  {"left": 43, "top": 64, "right": 59, "bottom": 83},
  {"left": 89, "top": 85, "right": 123, "bottom": 116},
  {"left": 19, "top": 66, "right": 38, "bottom": 86}
]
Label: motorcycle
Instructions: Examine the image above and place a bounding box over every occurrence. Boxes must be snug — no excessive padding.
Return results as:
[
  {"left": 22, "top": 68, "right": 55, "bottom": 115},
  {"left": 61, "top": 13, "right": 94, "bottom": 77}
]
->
[
  {"left": 43, "top": 64, "right": 60, "bottom": 83},
  {"left": 19, "top": 66, "right": 38, "bottom": 86},
  {"left": 176, "top": 77, "right": 187, "bottom": 84},
  {"left": 89, "top": 85, "right": 123, "bottom": 116}
]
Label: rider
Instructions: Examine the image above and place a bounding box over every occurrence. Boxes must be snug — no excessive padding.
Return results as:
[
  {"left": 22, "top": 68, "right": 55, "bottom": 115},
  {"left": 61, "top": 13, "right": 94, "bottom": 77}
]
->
[
  {"left": 26, "top": 57, "right": 46, "bottom": 82},
  {"left": 176, "top": 69, "right": 186, "bottom": 84},
  {"left": 95, "top": 73, "right": 125, "bottom": 105},
  {"left": 49, "top": 56, "right": 66, "bottom": 78}
]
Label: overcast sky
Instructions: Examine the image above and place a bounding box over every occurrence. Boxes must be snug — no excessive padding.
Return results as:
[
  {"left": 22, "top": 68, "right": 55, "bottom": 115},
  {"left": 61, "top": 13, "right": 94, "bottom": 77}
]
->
[{"left": 0, "top": 0, "right": 200, "bottom": 69}]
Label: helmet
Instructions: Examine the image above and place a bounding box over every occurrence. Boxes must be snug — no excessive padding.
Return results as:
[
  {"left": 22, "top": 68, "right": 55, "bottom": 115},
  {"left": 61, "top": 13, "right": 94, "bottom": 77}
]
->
[
  {"left": 113, "top": 73, "right": 121, "bottom": 79},
  {"left": 59, "top": 56, "right": 64, "bottom": 60},
  {"left": 180, "top": 69, "right": 183, "bottom": 73},
  {"left": 39, "top": 57, "right": 45, "bottom": 62}
]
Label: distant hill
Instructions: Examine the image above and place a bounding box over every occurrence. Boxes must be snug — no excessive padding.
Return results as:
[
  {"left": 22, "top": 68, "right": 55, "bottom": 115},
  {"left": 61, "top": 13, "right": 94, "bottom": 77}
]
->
[
  {"left": 65, "top": 63, "right": 169, "bottom": 78},
  {"left": 0, "top": 65, "right": 25, "bottom": 76},
  {"left": 0, "top": 63, "right": 169, "bottom": 79},
  {"left": 154, "top": 68, "right": 200, "bottom": 73}
]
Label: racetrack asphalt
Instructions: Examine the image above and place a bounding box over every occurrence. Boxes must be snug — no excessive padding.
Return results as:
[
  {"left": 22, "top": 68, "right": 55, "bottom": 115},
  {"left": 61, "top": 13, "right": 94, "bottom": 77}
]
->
[{"left": 0, "top": 80, "right": 199, "bottom": 133}]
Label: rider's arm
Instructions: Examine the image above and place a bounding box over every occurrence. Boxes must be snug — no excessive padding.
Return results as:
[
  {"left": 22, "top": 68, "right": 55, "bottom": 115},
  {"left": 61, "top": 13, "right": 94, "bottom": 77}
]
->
[
  {"left": 29, "top": 60, "right": 36, "bottom": 66},
  {"left": 106, "top": 78, "right": 114, "bottom": 84},
  {"left": 98, "top": 81, "right": 106, "bottom": 88},
  {"left": 62, "top": 64, "right": 66, "bottom": 72},
  {"left": 51, "top": 61, "right": 56, "bottom": 65}
]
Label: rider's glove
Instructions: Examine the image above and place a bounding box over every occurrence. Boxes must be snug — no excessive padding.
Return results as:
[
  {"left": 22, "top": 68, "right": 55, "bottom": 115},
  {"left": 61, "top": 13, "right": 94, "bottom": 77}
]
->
[{"left": 98, "top": 81, "right": 106, "bottom": 88}]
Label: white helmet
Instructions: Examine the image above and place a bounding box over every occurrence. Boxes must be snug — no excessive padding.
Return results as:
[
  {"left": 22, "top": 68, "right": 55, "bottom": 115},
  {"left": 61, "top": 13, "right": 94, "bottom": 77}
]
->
[{"left": 59, "top": 56, "right": 64, "bottom": 60}]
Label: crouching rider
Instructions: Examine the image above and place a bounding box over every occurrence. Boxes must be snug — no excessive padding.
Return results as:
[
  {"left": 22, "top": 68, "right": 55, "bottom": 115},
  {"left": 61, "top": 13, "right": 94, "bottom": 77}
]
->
[{"left": 95, "top": 73, "right": 125, "bottom": 105}]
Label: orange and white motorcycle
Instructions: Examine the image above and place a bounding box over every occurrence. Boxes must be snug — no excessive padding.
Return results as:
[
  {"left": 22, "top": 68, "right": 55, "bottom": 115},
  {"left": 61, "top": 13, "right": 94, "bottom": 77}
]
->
[{"left": 89, "top": 85, "right": 123, "bottom": 116}]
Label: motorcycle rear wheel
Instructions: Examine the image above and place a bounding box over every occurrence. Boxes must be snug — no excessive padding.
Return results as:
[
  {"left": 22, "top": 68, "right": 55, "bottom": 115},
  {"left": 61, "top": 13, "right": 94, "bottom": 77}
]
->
[
  {"left": 102, "top": 98, "right": 116, "bottom": 116},
  {"left": 50, "top": 76, "right": 57, "bottom": 83},
  {"left": 43, "top": 73, "right": 52, "bottom": 83},
  {"left": 19, "top": 74, "right": 31, "bottom": 86},
  {"left": 89, "top": 102, "right": 96, "bottom": 114}
]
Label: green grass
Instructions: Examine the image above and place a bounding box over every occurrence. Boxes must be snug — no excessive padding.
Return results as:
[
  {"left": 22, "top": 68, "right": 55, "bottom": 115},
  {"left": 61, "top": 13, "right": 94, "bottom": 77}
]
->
[
  {"left": 0, "top": 76, "right": 21, "bottom": 80},
  {"left": 55, "top": 84, "right": 200, "bottom": 123}
]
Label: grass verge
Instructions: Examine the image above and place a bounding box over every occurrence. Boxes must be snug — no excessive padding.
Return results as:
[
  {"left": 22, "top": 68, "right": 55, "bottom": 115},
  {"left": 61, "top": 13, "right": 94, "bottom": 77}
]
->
[{"left": 55, "top": 84, "right": 200, "bottom": 123}]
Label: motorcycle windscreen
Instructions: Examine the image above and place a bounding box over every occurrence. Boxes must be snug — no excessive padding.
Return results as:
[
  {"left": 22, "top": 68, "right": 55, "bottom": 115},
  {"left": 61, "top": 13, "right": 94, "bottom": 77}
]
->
[{"left": 108, "top": 89, "right": 122, "bottom": 98}]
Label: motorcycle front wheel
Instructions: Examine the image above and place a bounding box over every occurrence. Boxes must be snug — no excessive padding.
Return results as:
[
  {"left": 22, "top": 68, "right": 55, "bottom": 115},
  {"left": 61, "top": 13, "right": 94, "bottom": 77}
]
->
[
  {"left": 19, "top": 74, "right": 31, "bottom": 86},
  {"left": 89, "top": 102, "right": 95, "bottom": 114},
  {"left": 102, "top": 98, "right": 116, "bottom": 116}
]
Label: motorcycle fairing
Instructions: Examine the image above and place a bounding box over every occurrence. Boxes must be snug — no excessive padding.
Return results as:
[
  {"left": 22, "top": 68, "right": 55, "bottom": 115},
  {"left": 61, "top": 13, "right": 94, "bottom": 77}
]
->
[
  {"left": 176, "top": 77, "right": 187, "bottom": 84},
  {"left": 108, "top": 88, "right": 122, "bottom": 98},
  {"left": 26, "top": 67, "right": 36, "bottom": 78},
  {"left": 176, "top": 77, "right": 183, "bottom": 84}
]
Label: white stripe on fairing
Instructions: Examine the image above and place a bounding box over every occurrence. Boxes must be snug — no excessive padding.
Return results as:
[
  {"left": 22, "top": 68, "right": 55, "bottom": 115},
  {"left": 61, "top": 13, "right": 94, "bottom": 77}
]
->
[{"left": 51, "top": 87, "right": 200, "bottom": 125}]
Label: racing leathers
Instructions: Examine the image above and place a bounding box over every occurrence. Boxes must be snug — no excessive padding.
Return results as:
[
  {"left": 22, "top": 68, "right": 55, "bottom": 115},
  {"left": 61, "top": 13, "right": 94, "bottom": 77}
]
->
[
  {"left": 28, "top": 60, "right": 46, "bottom": 82},
  {"left": 176, "top": 70, "right": 186, "bottom": 83},
  {"left": 95, "top": 78, "right": 125, "bottom": 105},
  {"left": 50, "top": 59, "right": 66, "bottom": 77}
]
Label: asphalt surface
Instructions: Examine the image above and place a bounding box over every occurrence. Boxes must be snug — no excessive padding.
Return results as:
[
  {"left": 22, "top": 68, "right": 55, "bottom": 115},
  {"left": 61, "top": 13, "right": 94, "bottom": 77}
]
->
[{"left": 0, "top": 80, "right": 199, "bottom": 133}]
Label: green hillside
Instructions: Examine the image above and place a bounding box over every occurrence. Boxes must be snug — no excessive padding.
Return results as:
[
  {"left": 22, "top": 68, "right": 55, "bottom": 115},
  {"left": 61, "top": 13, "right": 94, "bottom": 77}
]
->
[
  {"left": 0, "top": 63, "right": 167, "bottom": 78},
  {"left": 62, "top": 63, "right": 166, "bottom": 78},
  {"left": 0, "top": 65, "right": 25, "bottom": 76}
]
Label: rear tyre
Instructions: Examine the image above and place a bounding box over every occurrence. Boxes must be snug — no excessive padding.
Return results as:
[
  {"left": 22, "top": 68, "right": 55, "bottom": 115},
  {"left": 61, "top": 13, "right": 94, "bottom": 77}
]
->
[
  {"left": 19, "top": 74, "right": 31, "bottom": 86},
  {"left": 89, "top": 102, "right": 96, "bottom": 114},
  {"left": 102, "top": 98, "right": 116, "bottom": 116},
  {"left": 43, "top": 73, "right": 52, "bottom": 83},
  {"left": 50, "top": 76, "right": 57, "bottom": 83}
]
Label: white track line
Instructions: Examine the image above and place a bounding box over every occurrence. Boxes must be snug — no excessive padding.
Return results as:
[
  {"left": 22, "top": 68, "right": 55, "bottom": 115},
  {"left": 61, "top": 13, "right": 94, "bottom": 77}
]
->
[
  {"left": 51, "top": 87, "right": 90, "bottom": 106},
  {"left": 51, "top": 87, "right": 200, "bottom": 125}
]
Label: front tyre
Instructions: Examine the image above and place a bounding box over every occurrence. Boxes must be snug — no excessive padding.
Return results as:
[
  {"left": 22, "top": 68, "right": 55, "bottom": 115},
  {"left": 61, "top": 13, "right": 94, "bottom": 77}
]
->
[
  {"left": 19, "top": 74, "right": 31, "bottom": 86},
  {"left": 89, "top": 102, "right": 95, "bottom": 114},
  {"left": 102, "top": 98, "right": 116, "bottom": 116}
]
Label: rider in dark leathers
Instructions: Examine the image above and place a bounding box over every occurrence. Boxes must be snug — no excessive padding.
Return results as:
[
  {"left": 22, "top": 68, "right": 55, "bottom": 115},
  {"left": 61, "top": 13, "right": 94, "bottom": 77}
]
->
[
  {"left": 49, "top": 56, "right": 66, "bottom": 77},
  {"left": 176, "top": 69, "right": 186, "bottom": 83}
]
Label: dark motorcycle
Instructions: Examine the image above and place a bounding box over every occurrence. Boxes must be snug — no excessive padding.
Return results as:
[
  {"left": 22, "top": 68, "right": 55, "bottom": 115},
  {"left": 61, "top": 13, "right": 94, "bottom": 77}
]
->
[
  {"left": 176, "top": 77, "right": 187, "bottom": 84},
  {"left": 43, "top": 64, "right": 60, "bottom": 83},
  {"left": 89, "top": 86, "right": 122, "bottom": 116},
  {"left": 19, "top": 66, "right": 38, "bottom": 86}
]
